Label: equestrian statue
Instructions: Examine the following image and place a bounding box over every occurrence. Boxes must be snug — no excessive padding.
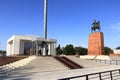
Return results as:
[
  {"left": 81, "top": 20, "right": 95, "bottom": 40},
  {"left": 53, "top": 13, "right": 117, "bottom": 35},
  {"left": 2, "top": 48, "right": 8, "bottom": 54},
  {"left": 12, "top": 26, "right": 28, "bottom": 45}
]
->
[{"left": 91, "top": 19, "right": 101, "bottom": 33}]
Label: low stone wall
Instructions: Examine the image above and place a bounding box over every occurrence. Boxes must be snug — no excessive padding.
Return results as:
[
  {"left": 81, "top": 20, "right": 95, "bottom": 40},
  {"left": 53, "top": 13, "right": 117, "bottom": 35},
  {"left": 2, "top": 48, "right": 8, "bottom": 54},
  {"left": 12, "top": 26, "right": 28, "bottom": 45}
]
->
[
  {"left": 0, "top": 56, "right": 27, "bottom": 66},
  {"left": 110, "top": 54, "right": 120, "bottom": 57}
]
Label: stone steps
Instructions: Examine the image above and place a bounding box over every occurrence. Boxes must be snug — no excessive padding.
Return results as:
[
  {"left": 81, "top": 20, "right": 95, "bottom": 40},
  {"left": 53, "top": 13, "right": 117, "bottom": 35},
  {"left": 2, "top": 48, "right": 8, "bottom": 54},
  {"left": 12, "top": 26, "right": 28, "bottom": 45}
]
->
[
  {"left": 7, "top": 56, "right": 69, "bottom": 73},
  {"left": 1, "top": 56, "right": 36, "bottom": 71},
  {"left": 1, "top": 56, "right": 120, "bottom": 80}
]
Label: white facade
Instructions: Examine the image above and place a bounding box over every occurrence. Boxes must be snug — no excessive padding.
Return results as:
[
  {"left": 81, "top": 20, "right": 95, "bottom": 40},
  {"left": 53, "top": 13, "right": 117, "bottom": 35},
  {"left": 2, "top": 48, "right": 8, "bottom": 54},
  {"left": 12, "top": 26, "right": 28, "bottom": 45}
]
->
[
  {"left": 113, "top": 49, "right": 120, "bottom": 54},
  {"left": 7, "top": 35, "right": 57, "bottom": 56}
]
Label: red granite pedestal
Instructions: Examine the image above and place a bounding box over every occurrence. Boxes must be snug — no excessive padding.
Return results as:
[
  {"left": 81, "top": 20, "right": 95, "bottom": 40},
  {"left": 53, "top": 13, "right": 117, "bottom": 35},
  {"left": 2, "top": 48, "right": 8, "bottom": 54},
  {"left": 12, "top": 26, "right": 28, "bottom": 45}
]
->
[{"left": 88, "top": 32, "right": 104, "bottom": 55}]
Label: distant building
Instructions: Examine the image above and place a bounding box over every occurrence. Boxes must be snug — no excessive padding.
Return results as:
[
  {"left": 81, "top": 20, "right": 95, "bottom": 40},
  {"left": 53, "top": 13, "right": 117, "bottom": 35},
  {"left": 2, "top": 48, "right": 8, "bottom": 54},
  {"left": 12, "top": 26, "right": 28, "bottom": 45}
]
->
[
  {"left": 113, "top": 49, "right": 120, "bottom": 54},
  {"left": 7, "top": 35, "right": 57, "bottom": 56}
]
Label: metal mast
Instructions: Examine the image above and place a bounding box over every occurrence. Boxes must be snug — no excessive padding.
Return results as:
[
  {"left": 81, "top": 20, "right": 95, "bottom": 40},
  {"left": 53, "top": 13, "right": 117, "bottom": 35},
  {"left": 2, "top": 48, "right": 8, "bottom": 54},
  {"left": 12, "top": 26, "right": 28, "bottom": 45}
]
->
[{"left": 44, "top": 0, "right": 47, "bottom": 39}]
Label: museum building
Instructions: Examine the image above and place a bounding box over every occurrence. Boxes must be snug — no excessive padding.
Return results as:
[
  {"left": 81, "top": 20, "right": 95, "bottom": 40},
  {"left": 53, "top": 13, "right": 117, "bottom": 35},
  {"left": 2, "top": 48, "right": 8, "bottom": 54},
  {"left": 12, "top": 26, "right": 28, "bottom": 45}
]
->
[{"left": 6, "top": 35, "right": 57, "bottom": 56}]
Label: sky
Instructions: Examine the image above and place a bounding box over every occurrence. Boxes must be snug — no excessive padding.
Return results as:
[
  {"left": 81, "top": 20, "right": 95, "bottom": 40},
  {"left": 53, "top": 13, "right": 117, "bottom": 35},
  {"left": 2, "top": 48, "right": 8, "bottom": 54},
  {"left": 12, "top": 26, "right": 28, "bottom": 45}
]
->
[{"left": 0, "top": 0, "right": 120, "bottom": 50}]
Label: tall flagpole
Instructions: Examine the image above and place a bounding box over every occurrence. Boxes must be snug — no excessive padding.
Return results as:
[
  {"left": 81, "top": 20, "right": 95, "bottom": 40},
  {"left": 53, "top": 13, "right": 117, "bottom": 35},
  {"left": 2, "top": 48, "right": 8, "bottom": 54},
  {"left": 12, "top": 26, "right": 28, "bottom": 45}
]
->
[
  {"left": 44, "top": 0, "right": 47, "bottom": 39},
  {"left": 43, "top": 0, "right": 47, "bottom": 56}
]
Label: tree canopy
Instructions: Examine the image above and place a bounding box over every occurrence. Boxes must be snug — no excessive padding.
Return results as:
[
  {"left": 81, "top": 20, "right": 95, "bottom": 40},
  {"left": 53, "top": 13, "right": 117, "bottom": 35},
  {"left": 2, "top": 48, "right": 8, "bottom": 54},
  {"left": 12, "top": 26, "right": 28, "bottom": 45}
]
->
[
  {"left": 0, "top": 50, "right": 6, "bottom": 56},
  {"left": 63, "top": 44, "right": 75, "bottom": 55},
  {"left": 74, "top": 47, "right": 87, "bottom": 55},
  {"left": 104, "top": 46, "right": 113, "bottom": 55},
  {"left": 116, "top": 46, "right": 120, "bottom": 50},
  {"left": 56, "top": 44, "right": 62, "bottom": 55},
  {"left": 56, "top": 44, "right": 88, "bottom": 55}
]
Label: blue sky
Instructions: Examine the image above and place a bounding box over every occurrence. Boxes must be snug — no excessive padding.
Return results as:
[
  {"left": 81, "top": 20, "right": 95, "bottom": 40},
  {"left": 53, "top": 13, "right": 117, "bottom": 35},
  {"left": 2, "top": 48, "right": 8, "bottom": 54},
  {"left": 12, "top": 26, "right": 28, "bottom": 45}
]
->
[{"left": 0, "top": 0, "right": 120, "bottom": 50}]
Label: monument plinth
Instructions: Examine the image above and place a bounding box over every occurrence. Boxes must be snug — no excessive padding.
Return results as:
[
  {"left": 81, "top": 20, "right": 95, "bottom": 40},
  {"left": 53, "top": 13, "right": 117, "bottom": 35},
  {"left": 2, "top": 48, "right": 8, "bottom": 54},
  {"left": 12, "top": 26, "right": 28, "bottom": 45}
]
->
[{"left": 88, "top": 32, "right": 104, "bottom": 55}]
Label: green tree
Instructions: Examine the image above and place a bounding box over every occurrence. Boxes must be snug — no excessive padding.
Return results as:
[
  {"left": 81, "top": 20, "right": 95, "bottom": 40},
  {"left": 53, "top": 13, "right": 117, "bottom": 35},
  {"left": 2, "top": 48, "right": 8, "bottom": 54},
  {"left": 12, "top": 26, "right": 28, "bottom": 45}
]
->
[
  {"left": 74, "top": 47, "right": 82, "bottom": 55},
  {"left": 104, "top": 46, "right": 113, "bottom": 55},
  {"left": 116, "top": 46, "right": 120, "bottom": 50},
  {"left": 56, "top": 44, "right": 63, "bottom": 55},
  {"left": 0, "top": 50, "right": 6, "bottom": 56},
  {"left": 75, "top": 47, "right": 88, "bottom": 55},
  {"left": 63, "top": 44, "right": 75, "bottom": 55},
  {"left": 80, "top": 47, "right": 88, "bottom": 55}
]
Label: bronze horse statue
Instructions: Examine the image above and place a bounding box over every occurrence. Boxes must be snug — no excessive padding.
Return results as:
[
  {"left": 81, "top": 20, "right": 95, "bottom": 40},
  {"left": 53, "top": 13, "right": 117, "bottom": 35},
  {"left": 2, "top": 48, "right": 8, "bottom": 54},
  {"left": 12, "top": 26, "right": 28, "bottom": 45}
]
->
[{"left": 91, "top": 20, "right": 101, "bottom": 32}]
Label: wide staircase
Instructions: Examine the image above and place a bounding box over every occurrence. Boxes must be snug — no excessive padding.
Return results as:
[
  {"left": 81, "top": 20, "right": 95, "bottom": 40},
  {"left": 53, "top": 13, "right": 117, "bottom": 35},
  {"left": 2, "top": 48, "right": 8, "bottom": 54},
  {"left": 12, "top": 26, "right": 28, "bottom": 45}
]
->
[
  {"left": 0, "top": 56, "right": 120, "bottom": 80},
  {"left": 0, "top": 56, "right": 69, "bottom": 80},
  {"left": 54, "top": 56, "right": 83, "bottom": 69}
]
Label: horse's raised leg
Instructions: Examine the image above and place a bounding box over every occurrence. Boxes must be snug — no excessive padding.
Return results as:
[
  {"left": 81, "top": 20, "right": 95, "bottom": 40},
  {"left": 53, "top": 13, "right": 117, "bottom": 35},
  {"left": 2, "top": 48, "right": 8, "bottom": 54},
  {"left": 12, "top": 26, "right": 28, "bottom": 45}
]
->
[
  {"left": 99, "top": 27, "right": 100, "bottom": 32},
  {"left": 94, "top": 28, "right": 96, "bottom": 32},
  {"left": 91, "top": 28, "right": 93, "bottom": 33}
]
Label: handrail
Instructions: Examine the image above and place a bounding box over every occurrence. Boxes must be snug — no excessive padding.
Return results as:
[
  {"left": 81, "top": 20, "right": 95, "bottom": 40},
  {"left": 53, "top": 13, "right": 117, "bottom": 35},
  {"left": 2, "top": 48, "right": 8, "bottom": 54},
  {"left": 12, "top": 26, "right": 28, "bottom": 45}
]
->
[{"left": 58, "top": 69, "right": 120, "bottom": 80}]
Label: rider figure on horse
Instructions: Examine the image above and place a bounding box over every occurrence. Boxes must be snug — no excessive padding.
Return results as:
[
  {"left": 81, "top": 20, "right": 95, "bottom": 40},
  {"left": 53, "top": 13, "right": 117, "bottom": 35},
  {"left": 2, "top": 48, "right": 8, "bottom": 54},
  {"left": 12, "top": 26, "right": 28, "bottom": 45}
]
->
[{"left": 91, "top": 19, "right": 101, "bottom": 33}]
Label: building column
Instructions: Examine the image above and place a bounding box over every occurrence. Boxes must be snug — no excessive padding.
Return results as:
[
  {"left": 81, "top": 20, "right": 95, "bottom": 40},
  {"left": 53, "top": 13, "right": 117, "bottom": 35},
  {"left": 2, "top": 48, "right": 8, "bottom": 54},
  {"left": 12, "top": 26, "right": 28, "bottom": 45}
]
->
[
  {"left": 48, "top": 43, "right": 51, "bottom": 55},
  {"left": 36, "top": 40, "right": 38, "bottom": 55},
  {"left": 6, "top": 41, "right": 13, "bottom": 56},
  {"left": 12, "top": 37, "right": 21, "bottom": 56},
  {"left": 52, "top": 42, "right": 56, "bottom": 56},
  {"left": 19, "top": 40, "right": 24, "bottom": 55},
  {"left": 54, "top": 42, "right": 57, "bottom": 56}
]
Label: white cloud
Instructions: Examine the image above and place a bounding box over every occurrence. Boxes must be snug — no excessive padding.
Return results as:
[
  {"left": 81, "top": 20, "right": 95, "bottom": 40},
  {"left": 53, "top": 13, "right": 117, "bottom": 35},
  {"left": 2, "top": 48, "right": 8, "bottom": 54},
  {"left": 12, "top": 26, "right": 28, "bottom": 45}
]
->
[{"left": 111, "top": 22, "right": 120, "bottom": 31}]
